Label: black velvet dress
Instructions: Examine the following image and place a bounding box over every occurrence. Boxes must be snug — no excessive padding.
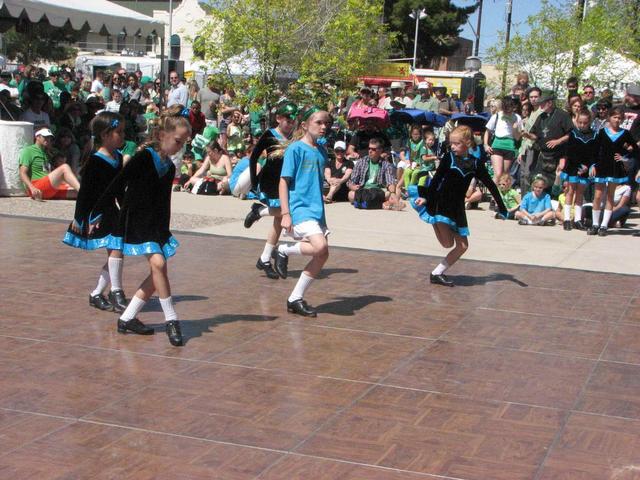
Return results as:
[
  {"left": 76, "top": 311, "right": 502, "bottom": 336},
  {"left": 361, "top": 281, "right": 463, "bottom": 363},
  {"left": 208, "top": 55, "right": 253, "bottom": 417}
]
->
[
  {"left": 409, "top": 149, "right": 506, "bottom": 237},
  {"left": 562, "top": 128, "right": 597, "bottom": 184},
  {"left": 97, "top": 147, "right": 178, "bottom": 258},
  {"left": 62, "top": 151, "right": 124, "bottom": 250},
  {"left": 250, "top": 128, "right": 287, "bottom": 207},
  {"left": 593, "top": 128, "right": 636, "bottom": 184}
]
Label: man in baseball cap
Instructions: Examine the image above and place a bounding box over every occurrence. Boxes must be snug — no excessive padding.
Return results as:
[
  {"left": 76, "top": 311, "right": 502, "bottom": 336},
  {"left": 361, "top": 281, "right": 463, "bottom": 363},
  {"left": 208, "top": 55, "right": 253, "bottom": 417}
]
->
[{"left": 19, "top": 128, "right": 80, "bottom": 200}]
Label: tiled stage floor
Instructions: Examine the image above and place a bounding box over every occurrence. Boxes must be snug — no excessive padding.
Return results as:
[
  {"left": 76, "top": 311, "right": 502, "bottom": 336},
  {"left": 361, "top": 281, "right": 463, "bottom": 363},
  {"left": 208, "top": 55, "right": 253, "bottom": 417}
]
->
[{"left": 1, "top": 215, "right": 640, "bottom": 480}]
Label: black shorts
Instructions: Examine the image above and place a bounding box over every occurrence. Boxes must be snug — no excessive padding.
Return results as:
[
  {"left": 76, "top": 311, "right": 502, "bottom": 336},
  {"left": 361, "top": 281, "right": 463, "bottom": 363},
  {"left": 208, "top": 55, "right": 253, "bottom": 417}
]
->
[{"left": 491, "top": 148, "right": 516, "bottom": 161}]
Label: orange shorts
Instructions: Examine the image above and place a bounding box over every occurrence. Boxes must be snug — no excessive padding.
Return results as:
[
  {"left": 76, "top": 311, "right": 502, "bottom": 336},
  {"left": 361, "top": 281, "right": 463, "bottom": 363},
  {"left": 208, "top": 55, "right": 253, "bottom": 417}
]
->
[{"left": 30, "top": 176, "right": 71, "bottom": 200}]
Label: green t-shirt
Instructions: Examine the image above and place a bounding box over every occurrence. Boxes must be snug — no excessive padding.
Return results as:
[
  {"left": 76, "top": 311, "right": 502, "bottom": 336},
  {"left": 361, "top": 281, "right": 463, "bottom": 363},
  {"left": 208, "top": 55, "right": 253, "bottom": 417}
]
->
[
  {"left": 501, "top": 188, "right": 520, "bottom": 210},
  {"left": 19, "top": 144, "right": 49, "bottom": 181},
  {"left": 120, "top": 140, "right": 138, "bottom": 158},
  {"left": 365, "top": 160, "right": 381, "bottom": 188},
  {"left": 43, "top": 80, "right": 63, "bottom": 109}
]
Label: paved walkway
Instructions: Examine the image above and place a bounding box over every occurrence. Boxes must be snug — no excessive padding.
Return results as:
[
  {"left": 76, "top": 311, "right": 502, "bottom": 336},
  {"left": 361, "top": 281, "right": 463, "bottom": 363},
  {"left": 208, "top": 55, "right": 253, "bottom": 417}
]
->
[{"left": 0, "top": 215, "right": 639, "bottom": 479}]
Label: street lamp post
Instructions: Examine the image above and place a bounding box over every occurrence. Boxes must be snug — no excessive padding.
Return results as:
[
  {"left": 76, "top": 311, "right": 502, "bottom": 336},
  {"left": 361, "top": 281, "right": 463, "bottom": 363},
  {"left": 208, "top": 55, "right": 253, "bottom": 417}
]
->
[{"left": 409, "top": 8, "right": 427, "bottom": 70}]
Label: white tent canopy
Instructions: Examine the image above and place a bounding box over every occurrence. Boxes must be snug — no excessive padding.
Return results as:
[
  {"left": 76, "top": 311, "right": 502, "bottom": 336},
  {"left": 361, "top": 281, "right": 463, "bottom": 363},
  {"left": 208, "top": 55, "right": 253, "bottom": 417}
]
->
[{"left": 0, "top": 0, "right": 165, "bottom": 37}]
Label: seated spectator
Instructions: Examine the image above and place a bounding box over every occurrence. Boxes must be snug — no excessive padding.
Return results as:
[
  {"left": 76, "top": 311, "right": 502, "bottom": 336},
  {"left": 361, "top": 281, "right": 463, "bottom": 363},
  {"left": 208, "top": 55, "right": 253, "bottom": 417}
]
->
[
  {"left": 324, "top": 141, "right": 353, "bottom": 203},
  {"left": 184, "top": 141, "right": 233, "bottom": 195},
  {"left": 464, "top": 178, "right": 483, "bottom": 209},
  {"left": 497, "top": 173, "right": 521, "bottom": 219},
  {"left": 515, "top": 176, "right": 555, "bottom": 225},
  {"left": 53, "top": 127, "right": 81, "bottom": 174},
  {"left": 581, "top": 183, "right": 633, "bottom": 229},
  {"left": 19, "top": 92, "right": 50, "bottom": 128},
  {"left": 347, "top": 118, "right": 391, "bottom": 159},
  {"left": 347, "top": 138, "right": 397, "bottom": 204},
  {"left": 19, "top": 128, "right": 80, "bottom": 200},
  {"left": 229, "top": 145, "right": 257, "bottom": 198}
]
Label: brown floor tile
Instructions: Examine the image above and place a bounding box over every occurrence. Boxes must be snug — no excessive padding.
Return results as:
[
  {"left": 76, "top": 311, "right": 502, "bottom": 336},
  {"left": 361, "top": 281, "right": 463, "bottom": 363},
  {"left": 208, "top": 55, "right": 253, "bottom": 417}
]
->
[
  {"left": 538, "top": 412, "right": 640, "bottom": 480},
  {"left": 86, "top": 363, "right": 369, "bottom": 450},
  {"left": 620, "top": 296, "right": 640, "bottom": 325},
  {"left": 601, "top": 324, "right": 640, "bottom": 364},
  {"left": 261, "top": 455, "right": 443, "bottom": 479},
  {"left": 575, "top": 361, "right": 640, "bottom": 420},
  {"left": 443, "top": 308, "right": 611, "bottom": 358},
  {"left": 0, "top": 421, "right": 282, "bottom": 479},
  {"left": 298, "top": 386, "right": 564, "bottom": 480},
  {"left": 522, "top": 266, "right": 639, "bottom": 296},
  {"left": 0, "top": 411, "right": 71, "bottom": 456},
  {"left": 384, "top": 341, "right": 594, "bottom": 409}
]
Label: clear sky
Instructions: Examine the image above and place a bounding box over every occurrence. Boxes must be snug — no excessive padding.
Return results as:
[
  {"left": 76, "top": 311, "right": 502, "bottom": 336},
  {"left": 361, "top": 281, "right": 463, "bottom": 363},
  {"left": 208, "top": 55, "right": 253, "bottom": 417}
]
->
[{"left": 453, "top": 0, "right": 544, "bottom": 59}]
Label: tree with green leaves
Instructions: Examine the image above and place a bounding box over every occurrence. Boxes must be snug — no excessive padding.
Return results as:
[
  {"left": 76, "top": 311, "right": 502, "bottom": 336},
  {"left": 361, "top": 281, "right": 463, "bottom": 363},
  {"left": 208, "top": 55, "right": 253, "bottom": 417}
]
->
[
  {"left": 192, "top": 0, "right": 393, "bottom": 109},
  {"left": 487, "top": 0, "right": 640, "bottom": 93},
  {"left": 384, "top": 0, "right": 477, "bottom": 68},
  {"left": 2, "top": 22, "right": 80, "bottom": 65}
]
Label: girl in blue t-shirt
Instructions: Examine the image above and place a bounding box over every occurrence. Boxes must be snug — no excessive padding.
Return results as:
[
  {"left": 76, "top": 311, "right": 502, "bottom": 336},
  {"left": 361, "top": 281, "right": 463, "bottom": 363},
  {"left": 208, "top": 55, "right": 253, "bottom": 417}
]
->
[
  {"left": 274, "top": 108, "right": 332, "bottom": 318},
  {"left": 515, "top": 176, "right": 555, "bottom": 225}
]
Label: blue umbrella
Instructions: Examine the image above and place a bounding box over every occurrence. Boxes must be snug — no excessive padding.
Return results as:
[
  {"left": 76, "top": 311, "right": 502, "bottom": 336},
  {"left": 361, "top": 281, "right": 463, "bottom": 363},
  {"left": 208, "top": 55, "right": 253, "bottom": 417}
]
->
[
  {"left": 390, "top": 109, "right": 447, "bottom": 127},
  {"left": 451, "top": 112, "right": 489, "bottom": 130}
]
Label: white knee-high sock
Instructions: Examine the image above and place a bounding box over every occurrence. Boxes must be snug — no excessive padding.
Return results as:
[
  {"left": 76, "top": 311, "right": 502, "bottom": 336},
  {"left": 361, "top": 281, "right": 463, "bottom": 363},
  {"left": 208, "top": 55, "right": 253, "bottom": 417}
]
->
[
  {"left": 159, "top": 296, "right": 178, "bottom": 322},
  {"left": 91, "top": 268, "right": 110, "bottom": 296},
  {"left": 260, "top": 243, "right": 276, "bottom": 263},
  {"left": 108, "top": 257, "right": 123, "bottom": 291},
  {"left": 592, "top": 209, "right": 601, "bottom": 227},
  {"left": 260, "top": 207, "right": 270, "bottom": 217},
  {"left": 120, "top": 296, "right": 146, "bottom": 321},
  {"left": 431, "top": 259, "right": 449, "bottom": 276},
  {"left": 288, "top": 272, "right": 314, "bottom": 302},
  {"left": 574, "top": 205, "right": 582, "bottom": 222},
  {"left": 601, "top": 209, "right": 613, "bottom": 228},
  {"left": 563, "top": 204, "right": 571, "bottom": 222},
  {"left": 278, "top": 243, "right": 302, "bottom": 256}
]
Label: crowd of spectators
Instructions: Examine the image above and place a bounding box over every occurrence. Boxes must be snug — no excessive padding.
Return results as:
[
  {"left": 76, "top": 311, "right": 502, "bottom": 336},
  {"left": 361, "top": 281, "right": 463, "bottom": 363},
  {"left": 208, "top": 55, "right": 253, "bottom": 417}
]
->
[{"left": 1, "top": 63, "right": 639, "bottom": 235}]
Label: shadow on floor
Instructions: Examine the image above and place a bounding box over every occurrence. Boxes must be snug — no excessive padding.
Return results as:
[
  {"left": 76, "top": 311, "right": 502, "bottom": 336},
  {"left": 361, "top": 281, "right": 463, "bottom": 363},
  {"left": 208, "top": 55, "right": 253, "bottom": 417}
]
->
[
  {"left": 150, "top": 314, "right": 278, "bottom": 344},
  {"left": 449, "top": 273, "right": 528, "bottom": 287},
  {"left": 287, "top": 268, "right": 359, "bottom": 279},
  {"left": 141, "top": 295, "right": 209, "bottom": 312},
  {"left": 316, "top": 295, "right": 392, "bottom": 316}
]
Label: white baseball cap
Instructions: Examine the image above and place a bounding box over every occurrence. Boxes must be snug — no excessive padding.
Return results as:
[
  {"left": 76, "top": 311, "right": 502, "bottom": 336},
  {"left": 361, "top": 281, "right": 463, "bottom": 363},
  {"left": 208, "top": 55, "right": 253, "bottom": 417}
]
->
[
  {"left": 390, "top": 81, "right": 405, "bottom": 90},
  {"left": 334, "top": 141, "right": 347, "bottom": 151},
  {"left": 417, "top": 81, "right": 430, "bottom": 90},
  {"left": 35, "top": 128, "right": 54, "bottom": 137}
]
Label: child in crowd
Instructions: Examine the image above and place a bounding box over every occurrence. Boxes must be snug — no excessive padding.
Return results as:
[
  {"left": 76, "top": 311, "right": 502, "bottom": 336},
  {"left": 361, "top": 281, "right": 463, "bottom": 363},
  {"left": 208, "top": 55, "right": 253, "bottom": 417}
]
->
[
  {"left": 561, "top": 109, "right": 596, "bottom": 230},
  {"left": 497, "top": 173, "right": 520, "bottom": 219},
  {"left": 63, "top": 112, "right": 128, "bottom": 312},
  {"left": 409, "top": 125, "right": 507, "bottom": 287},
  {"left": 483, "top": 95, "right": 522, "bottom": 183},
  {"left": 589, "top": 106, "right": 637, "bottom": 236},
  {"left": 515, "top": 176, "right": 555, "bottom": 225},
  {"left": 105, "top": 89, "right": 123, "bottom": 113},
  {"left": 274, "top": 107, "right": 332, "bottom": 316},
  {"left": 93, "top": 105, "right": 191, "bottom": 346}
]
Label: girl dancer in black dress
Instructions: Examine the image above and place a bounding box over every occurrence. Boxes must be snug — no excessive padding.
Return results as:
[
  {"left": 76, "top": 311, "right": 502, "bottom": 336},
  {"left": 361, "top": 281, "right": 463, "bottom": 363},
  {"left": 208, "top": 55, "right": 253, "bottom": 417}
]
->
[
  {"left": 589, "top": 106, "right": 637, "bottom": 236},
  {"left": 409, "top": 125, "right": 507, "bottom": 287},
  {"left": 243, "top": 103, "right": 298, "bottom": 279},
  {"left": 63, "top": 112, "right": 128, "bottom": 312},
  {"left": 92, "top": 105, "right": 191, "bottom": 346}
]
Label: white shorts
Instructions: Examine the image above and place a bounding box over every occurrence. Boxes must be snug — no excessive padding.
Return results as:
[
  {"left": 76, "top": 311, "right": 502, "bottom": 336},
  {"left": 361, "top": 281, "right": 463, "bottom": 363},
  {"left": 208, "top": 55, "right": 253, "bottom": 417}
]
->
[
  {"left": 283, "top": 220, "right": 330, "bottom": 241},
  {"left": 232, "top": 168, "right": 252, "bottom": 197}
]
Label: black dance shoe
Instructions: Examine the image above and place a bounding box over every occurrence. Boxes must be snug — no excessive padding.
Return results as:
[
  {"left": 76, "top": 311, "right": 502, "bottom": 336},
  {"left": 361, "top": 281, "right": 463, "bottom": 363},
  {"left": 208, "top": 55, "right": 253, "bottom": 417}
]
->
[
  {"left": 563, "top": 220, "right": 572, "bottom": 231},
  {"left": 166, "top": 320, "right": 184, "bottom": 346},
  {"left": 597, "top": 226, "right": 608, "bottom": 237},
  {"left": 117, "top": 318, "right": 154, "bottom": 335},
  {"left": 430, "top": 273, "right": 454, "bottom": 287},
  {"left": 587, "top": 226, "right": 598, "bottom": 235},
  {"left": 108, "top": 289, "right": 128, "bottom": 313},
  {"left": 244, "top": 203, "right": 263, "bottom": 229},
  {"left": 572, "top": 220, "right": 585, "bottom": 230},
  {"left": 274, "top": 251, "right": 289, "bottom": 279},
  {"left": 287, "top": 299, "right": 317, "bottom": 317},
  {"left": 89, "top": 293, "right": 113, "bottom": 311},
  {"left": 256, "top": 259, "right": 279, "bottom": 279}
]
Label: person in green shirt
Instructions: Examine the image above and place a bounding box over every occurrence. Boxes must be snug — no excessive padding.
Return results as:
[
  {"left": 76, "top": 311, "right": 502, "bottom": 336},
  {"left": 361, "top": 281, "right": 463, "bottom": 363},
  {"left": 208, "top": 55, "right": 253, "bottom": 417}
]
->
[
  {"left": 43, "top": 69, "right": 63, "bottom": 109},
  {"left": 497, "top": 173, "right": 521, "bottom": 219},
  {"left": 18, "top": 128, "right": 80, "bottom": 200}
]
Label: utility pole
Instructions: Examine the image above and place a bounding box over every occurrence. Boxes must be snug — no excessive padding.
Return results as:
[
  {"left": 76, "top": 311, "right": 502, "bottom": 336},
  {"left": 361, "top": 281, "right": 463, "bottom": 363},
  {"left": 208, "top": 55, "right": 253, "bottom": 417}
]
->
[
  {"left": 571, "top": 0, "right": 586, "bottom": 74},
  {"left": 474, "top": 0, "right": 483, "bottom": 57},
  {"left": 500, "top": 0, "right": 513, "bottom": 94}
]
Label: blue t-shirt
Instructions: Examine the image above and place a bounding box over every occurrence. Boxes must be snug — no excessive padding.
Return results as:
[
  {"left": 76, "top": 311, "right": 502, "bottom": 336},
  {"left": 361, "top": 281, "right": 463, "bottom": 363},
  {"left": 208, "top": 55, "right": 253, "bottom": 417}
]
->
[
  {"left": 281, "top": 140, "right": 327, "bottom": 226},
  {"left": 520, "top": 191, "right": 551, "bottom": 214},
  {"left": 229, "top": 157, "right": 250, "bottom": 192}
]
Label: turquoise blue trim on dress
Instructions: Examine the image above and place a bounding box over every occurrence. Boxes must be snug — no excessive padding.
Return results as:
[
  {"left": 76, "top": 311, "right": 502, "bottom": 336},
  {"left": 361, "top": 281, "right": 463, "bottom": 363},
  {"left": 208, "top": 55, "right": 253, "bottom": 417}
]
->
[
  {"left": 62, "top": 231, "right": 123, "bottom": 251},
  {"left": 94, "top": 151, "right": 120, "bottom": 169},
  {"left": 259, "top": 191, "right": 280, "bottom": 208},
  {"left": 604, "top": 127, "right": 624, "bottom": 142},
  {"left": 122, "top": 236, "right": 179, "bottom": 258},
  {"left": 407, "top": 185, "right": 470, "bottom": 237},
  {"left": 449, "top": 153, "right": 476, "bottom": 178},
  {"left": 592, "top": 176, "right": 629, "bottom": 184},
  {"left": 269, "top": 128, "right": 284, "bottom": 141},
  {"left": 571, "top": 129, "right": 597, "bottom": 143},
  {"left": 147, "top": 147, "right": 170, "bottom": 177},
  {"left": 560, "top": 172, "right": 590, "bottom": 185}
]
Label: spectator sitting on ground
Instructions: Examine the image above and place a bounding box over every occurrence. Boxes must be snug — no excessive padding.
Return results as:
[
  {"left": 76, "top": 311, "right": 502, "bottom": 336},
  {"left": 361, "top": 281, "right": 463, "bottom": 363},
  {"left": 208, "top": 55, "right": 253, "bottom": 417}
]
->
[
  {"left": 580, "top": 183, "right": 633, "bottom": 229},
  {"left": 53, "top": 127, "right": 81, "bottom": 175},
  {"left": 184, "top": 141, "right": 233, "bottom": 195},
  {"left": 464, "top": 178, "right": 483, "bottom": 209},
  {"left": 19, "top": 128, "right": 80, "bottom": 200},
  {"left": 324, "top": 141, "right": 353, "bottom": 203},
  {"left": 347, "top": 118, "right": 391, "bottom": 159},
  {"left": 497, "top": 173, "right": 521, "bottom": 219},
  {"left": 515, "top": 176, "right": 555, "bottom": 225},
  {"left": 347, "top": 138, "right": 398, "bottom": 205}
]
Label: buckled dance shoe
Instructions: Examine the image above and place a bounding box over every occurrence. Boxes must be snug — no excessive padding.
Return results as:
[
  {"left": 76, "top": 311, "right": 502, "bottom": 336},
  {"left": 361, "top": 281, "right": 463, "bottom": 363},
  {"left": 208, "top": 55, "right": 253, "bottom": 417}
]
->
[
  {"left": 117, "top": 318, "right": 154, "bottom": 335},
  {"left": 89, "top": 294, "right": 113, "bottom": 311},
  {"left": 108, "top": 289, "right": 128, "bottom": 313},
  {"left": 287, "top": 299, "right": 317, "bottom": 317},
  {"left": 430, "top": 273, "right": 454, "bottom": 287}
]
